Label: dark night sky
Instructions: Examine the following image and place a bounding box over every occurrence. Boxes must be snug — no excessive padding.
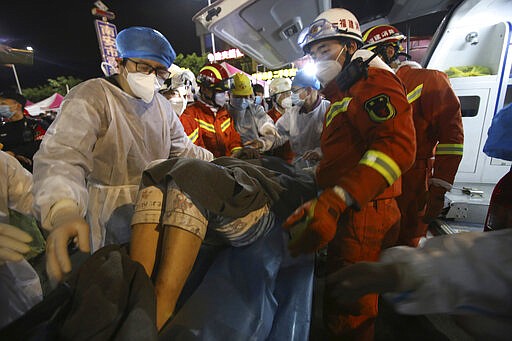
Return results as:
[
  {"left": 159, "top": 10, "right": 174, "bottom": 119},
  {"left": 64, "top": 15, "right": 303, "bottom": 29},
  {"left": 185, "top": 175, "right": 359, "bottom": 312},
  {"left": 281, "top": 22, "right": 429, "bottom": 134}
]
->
[{"left": 0, "top": 0, "right": 209, "bottom": 88}]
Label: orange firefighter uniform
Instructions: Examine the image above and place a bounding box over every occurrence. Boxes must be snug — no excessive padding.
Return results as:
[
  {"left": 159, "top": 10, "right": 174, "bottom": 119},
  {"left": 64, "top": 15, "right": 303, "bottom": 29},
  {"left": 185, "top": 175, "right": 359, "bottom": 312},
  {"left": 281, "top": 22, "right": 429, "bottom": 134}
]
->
[
  {"left": 180, "top": 101, "right": 242, "bottom": 157},
  {"left": 318, "top": 67, "right": 416, "bottom": 339},
  {"left": 395, "top": 64, "right": 463, "bottom": 247}
]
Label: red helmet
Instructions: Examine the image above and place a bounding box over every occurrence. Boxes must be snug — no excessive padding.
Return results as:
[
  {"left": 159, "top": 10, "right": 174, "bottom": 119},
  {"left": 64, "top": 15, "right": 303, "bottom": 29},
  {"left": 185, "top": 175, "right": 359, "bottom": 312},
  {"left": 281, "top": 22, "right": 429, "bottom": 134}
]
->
[
  {"left": 362, "top": 25, "right": 405, "bottom": 50},
  {"left": 196, "top": 63, "right": 232, "bottom": 91}
]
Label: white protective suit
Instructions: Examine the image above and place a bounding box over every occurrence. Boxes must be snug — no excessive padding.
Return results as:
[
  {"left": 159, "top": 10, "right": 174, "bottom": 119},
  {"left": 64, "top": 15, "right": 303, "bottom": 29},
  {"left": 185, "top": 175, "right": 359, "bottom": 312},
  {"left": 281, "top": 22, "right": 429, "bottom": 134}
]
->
[
  {"left": 33, "top": 78, "right": 213, "bottom": 251},
  {"left": 0, "top": 151, "right": 42, "bottom": 328},
  {"left": 0, "top": 151, "right": 33, "bottom": 222},
  {"left": 259, "top": 99, "right": 330, "bottom": 164},
  {"left": 381, "top": 229, "right": 512, "bottom": 339},
  {"left": 228, "top": 103, "right": 278, "bottom": 143}
]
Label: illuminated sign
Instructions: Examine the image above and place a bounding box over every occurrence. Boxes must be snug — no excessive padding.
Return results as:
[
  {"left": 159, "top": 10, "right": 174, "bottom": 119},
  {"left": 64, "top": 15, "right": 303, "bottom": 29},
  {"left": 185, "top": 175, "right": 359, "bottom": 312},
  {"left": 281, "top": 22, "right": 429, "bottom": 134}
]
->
[
  {"left": 94, "top": 20, "right": 119, "bottom": 75},
  {"left": 207, "top": 48, "right": 244, "bottom": 62},
  {"left": 251, "top": 68, "right": 297, "bottom": 81}
]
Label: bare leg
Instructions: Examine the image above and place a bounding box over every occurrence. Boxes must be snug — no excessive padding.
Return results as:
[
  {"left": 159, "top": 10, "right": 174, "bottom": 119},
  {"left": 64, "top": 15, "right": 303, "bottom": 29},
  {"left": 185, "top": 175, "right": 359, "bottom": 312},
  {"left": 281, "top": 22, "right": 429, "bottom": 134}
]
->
[
  {"left": 155, "top": 226, "right": 202, "bottom": 330},
  {"left": 130, "top": 223, "right": 160, "bottom": 277}
]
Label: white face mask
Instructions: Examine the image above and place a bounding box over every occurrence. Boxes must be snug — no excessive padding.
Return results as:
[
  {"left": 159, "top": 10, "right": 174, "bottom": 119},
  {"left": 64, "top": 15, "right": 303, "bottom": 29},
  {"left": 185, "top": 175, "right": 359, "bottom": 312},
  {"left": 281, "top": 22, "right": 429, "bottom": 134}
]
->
[
  {"left": 278, "top": 95, "right": 292, "bottom": 109},
  {"left": 214, "top": 92, "right": 227, "bottom": 107},
  {"left": 169, "top": 97, "right": 186, "bottom": 116},
  {"left": 315, "top": 47, "right": 345, "bottom": 86},
  {"left": 125, "top": 69, "right": 157, "bottom": 103},
  {"left": 291, "top": 92, "right": 305, "bottom": 107},
  {"left": 155, "top": 77, "right": 165, "bottom": 91}
]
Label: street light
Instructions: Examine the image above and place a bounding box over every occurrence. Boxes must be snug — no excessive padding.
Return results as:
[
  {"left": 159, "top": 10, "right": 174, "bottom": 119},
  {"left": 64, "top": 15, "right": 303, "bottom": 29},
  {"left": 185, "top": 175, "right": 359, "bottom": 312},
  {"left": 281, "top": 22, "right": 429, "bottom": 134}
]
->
[
  {"left": 10, "top": 64, "right": 23, "bottom": 95},
  {"left": 208, "top": 0, "right": 216, "bottom": 53}
]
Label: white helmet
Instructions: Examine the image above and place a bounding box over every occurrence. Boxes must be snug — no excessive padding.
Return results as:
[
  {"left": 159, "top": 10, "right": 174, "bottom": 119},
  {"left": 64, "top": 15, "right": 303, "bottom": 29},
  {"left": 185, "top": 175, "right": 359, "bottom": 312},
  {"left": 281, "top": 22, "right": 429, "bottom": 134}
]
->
[
  {"left": 171, "top": 69, "right": 197, "bottom": 93},
  {"left": 298, "top": 8, "right": 363, "bottom": 53},
  {"left": 269, "top": 77, "right": 291, "bottom": 97}
]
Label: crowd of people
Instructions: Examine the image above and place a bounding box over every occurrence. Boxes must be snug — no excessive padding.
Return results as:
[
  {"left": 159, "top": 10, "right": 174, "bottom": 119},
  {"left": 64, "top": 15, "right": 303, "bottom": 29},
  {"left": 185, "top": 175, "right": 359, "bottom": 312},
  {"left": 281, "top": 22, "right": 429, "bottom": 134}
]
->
[{"left": 1, "top": 6, "right": 511, "bottom": 341}]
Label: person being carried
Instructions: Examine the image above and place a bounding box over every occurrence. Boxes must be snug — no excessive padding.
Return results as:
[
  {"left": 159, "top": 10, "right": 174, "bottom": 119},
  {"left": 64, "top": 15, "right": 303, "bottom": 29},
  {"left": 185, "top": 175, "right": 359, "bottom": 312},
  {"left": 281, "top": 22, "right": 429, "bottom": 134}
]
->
[{"left": 129, "top": 156, "right": 317, "bottom": 331}]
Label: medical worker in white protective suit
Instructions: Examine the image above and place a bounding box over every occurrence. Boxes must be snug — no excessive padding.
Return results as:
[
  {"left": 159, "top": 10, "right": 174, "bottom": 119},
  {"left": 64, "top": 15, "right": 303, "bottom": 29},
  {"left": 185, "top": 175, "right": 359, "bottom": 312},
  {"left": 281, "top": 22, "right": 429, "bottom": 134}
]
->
[
  {"left": 32, "top": 26, "right": 213, "bottom": 284},
  {"left": 246, "top": 70, "right": 330, "bottom": 169},
  {"left": 160, "top": 68, "right": 197, "bottom": 116},
  {"left": 227, "top": 72, "right": 278, "bottom": 144},
  {"left": 0, "top": 151, "right": 43, "bottom": 328}
]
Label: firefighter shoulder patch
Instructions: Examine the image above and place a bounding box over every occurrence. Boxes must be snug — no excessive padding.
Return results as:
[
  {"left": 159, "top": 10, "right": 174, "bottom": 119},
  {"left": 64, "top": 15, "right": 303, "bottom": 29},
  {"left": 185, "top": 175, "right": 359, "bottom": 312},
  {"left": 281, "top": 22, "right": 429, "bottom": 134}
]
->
[{"left": 364, "top": 94, "right": 396, "bottom": 123}]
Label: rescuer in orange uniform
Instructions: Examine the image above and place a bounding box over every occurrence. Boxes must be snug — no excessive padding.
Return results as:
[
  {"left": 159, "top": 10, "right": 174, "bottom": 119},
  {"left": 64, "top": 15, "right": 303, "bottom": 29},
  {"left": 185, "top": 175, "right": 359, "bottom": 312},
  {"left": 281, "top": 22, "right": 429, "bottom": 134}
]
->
[
  {"left": 180, "top": 63, "right": 243, "bottom": 157},
  {"left": 362, "top": 25, "right": 464, "bottom": 247},
  {"left": 284, "top": 8, "right": 416, "bottom": 340}
]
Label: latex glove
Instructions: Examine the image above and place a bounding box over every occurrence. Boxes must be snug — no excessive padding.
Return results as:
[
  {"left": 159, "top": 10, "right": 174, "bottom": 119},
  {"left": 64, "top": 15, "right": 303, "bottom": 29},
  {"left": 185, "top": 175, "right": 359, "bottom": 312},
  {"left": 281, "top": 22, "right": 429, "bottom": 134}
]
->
[
  {"left": 0, "top": 223, "right": 32, "bottom": 264},
  {"left": 283, "top": 187, "right": 347, "bottom": 256},
  {"left": 326, "top": 262, "right": 402, "bottom": 305},
  {"left": 46, "top": 217, "right": 90, "bottom": 285},
  {"left": 422, "top": 185, "right": 447, "bottom": 224},
  {"left": 233, "top": 146, "right": 260, "bottom": 160},
  {"left": 259, "top": 122, "right": 279, "bottom": 137}
]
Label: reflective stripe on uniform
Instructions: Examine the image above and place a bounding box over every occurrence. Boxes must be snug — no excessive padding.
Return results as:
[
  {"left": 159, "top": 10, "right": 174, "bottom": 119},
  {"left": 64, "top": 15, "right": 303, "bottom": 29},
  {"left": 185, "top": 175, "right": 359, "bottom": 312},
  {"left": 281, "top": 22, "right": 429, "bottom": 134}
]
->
[
  {"left": 435, "top": 143, "right": 463, "bottom": 155},
  {"left": 221, "top": 118, "right": 231, "bottom": 132},
  {"left": 359, "top": 150, "right": 402, "bottom": 185},
  {"left": 201, "top": 65, "right": 222, "bottom": 80},
  {"left": 231, "top": 146, "right": 242, "bottom": 154},
  {"left": 407, "top": 84, "right": 423, "bottom": 104},
  {"left": 197, "top": 119, "right": 216, "bottom": 133},
  {"left": 325, "top": 97, "right": 352, "bottom": 127},
  {"left": 188, "top": 127, "right": 199, "bottom": 143}
]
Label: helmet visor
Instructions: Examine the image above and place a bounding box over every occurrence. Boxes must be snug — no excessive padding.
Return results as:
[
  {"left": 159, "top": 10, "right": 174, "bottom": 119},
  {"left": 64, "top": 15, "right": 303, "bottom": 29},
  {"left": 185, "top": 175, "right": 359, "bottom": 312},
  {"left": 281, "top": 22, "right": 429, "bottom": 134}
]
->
[{"left": 298, "top": 19, "right": 345, "bottom": 49}]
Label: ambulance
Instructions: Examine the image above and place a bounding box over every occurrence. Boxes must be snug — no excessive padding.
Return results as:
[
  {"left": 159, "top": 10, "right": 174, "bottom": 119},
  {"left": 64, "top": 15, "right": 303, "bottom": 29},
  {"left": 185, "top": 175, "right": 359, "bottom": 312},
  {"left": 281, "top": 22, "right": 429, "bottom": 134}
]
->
[{"left": 193, "top": 0, "right": 512, "bottom": 234}]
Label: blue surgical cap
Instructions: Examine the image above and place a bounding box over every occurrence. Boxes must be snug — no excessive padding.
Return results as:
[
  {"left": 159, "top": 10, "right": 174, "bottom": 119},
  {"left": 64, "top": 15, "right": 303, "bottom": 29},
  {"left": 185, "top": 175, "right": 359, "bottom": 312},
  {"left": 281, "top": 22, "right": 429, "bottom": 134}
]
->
[
  {"left": 116, "top": 27, "right": 176, "bottom": 68},
  {"left": 292, "top": 69, "right": 320, "bottom": 90}
]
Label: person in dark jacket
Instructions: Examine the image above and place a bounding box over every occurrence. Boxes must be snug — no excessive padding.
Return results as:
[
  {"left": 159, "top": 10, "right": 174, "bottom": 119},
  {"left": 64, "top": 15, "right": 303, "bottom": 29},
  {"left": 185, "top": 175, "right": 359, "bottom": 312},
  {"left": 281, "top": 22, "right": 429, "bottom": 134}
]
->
[{"left": 0, "top": 91, "right": 48, "bottom": 172}]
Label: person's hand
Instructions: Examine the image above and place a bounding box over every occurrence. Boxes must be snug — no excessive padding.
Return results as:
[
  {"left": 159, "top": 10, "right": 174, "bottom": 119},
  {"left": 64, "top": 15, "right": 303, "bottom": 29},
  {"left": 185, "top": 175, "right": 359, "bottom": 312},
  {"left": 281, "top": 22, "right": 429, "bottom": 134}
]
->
[
  {"left": 302, "top": 150, "right": 322, "bottom": 161},
  {"left": 243, "top": 139, "right": 264, "bottom": 150},
  {"left": 233, "top": 146, "right": 260, "bottom": 160},
  {"left": 422, "top": 185, "right": 446, "bottom": 224},
  {"left": 0, "top": 223, "right": 32, "bottom": 265},
  {"left": 283, "top": 188, "right": 347, "bottom": 256},
  {"left": 45, "top": 218, "right": 90, "bottom": 285},
  {"left": 259, "top": 122, "right": 278, "bottom": 137},
  {"left": 326, "top": 262, "right": 401, "bottom": 305}
]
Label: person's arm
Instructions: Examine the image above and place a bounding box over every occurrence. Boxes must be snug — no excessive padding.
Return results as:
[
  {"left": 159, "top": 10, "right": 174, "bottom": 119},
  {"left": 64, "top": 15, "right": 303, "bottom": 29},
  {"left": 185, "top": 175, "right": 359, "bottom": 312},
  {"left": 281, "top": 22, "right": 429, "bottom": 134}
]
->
[
  {"left": 226, "top": 118, "right": 243, "bottom": 156},
  {"left": 245, "top": 113, "right": 290, "bottom": 152},
  {"left": 3, "top": 151, "right": 33, "bottom": 216},
  {"left": 32, "top": 86, "right": 100, "bottom": 283},
  {"left": 327, "top": 229, "right": 512, "bottom": 317},
  {"left": 423, "top": 70, "right": 464, "bottom": 222}
]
